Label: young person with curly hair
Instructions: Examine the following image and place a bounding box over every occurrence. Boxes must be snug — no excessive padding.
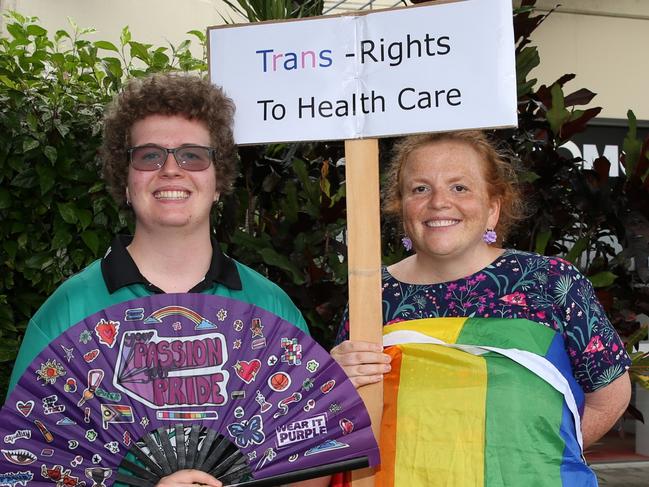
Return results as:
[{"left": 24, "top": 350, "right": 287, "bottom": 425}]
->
[{"left": 9, "top": 74, "right": 311, "bottom": 486}]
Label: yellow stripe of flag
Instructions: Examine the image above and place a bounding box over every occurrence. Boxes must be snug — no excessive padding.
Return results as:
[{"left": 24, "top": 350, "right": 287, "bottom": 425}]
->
[
  {"left": 384, "top": 317, "right": 466, "bottom": 344},
  {"left": 379, "top": 344, "right": 487, "bottom": 486}
]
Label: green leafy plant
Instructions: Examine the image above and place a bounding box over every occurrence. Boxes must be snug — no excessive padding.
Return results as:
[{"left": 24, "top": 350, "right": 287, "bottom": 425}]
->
[
  {"left": 213, "top": 1, "right": 351, "bottom": 346},
  {"left": 220, "top": 0, "right": 324, "bottom": 22},
  {"left": 216, "top": 142, "right": 348, "bottom": 345},
  {"left": 0, "top": 11, "right": 206, "bottom": 399},
  {"left": 626, "top": 324, "right": 649, "bottom": 390}
]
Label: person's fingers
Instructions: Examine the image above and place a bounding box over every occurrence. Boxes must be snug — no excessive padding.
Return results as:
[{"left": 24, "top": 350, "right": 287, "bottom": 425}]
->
[
  {"left": 331, "top": 340, "right": 383, "bottom": 354},
  {"left": 354, "top": 362, "right": 391, "bottom": 376},
  {"left": 351, "top": 374, "right": 384, "bottom": 389},
  {"left": 331, "top": 341, "right": 390, "bottom": 368},
  {"left": 163, "top": 484, "right": 221, "bottom": 487},
  {"left": 331, "top": 340, "right": 391, "bottom": 389},
  {"left": 164, "top": 484, "right": 221, "bottom": 487},
  {"left": 343, "top": 363, "right": 390, "bottom": 381},
  {"left": 338, "top": 362, "right": 391, "bottom": 390},
  {"left": 332, "top": 350, "right": 391, "bottom": 367},
  {"left": 156, "top": 469, "right": 222, "bottom": 487}
]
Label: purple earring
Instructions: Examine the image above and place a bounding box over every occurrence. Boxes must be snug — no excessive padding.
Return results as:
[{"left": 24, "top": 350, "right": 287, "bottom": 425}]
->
[
  {"left": 401, "top": 236, "right": 413, "bottom": 251},
  {"left": 483, "top": 229, "right": 497, "bottom": 244}
]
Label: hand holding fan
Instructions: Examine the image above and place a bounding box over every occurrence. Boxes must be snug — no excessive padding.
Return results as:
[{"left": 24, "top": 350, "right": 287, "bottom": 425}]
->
[{"left": 0, "top": 294, "right": 379, "bottom": 486}]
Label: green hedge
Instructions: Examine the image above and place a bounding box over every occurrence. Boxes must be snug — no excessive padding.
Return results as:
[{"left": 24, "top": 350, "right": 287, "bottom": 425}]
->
[{"left": 0, "top": 13, "right": 209, "bottom": 397}]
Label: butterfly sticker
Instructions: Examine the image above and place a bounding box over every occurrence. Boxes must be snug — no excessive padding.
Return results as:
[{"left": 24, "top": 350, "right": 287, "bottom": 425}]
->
[{"left": 227, "top": 415, "right": 266, "bottom": 448}]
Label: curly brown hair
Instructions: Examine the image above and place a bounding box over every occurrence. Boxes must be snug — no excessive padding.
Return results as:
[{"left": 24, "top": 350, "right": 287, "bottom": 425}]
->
[
  {"left": 101, "top": 73, "right": 237, "bottom": 207},
  {"left": 384, "top": 130, "right": 526, "bottom": 241}
]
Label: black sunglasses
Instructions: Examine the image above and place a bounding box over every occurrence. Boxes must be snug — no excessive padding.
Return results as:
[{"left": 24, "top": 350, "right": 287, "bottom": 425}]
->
[{"left": 127, "top": 144, "right": 217, "bottom": 171}]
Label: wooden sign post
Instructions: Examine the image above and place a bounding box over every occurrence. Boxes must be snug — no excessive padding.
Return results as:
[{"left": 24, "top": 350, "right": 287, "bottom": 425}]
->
[{"left": 344, "top": 138, "right": 383, "bottom": 485}]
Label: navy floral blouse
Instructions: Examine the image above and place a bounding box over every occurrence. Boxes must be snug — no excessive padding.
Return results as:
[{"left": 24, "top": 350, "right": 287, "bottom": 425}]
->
[{"left": 336, "top": 249, "right": 630, "bottom": 393}]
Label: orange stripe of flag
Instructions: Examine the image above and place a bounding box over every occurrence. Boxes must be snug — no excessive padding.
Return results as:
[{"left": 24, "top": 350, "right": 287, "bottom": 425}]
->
[{"left": 377, "top": 345, "right": 403, "bottom": 487}]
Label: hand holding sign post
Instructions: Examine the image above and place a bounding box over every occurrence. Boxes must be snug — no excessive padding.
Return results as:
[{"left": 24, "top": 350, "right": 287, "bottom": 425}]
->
[{"left": 209, "top": 1, "right": 516, "bottom": 484}]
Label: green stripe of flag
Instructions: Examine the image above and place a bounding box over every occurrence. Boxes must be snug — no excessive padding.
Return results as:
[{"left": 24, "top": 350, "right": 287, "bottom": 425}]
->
[
  {"left": 483, "top": 351, "right": 566, "bottom": 485},
  {"left": 457, "top": 318, "right": 556, "bottom": 355}
]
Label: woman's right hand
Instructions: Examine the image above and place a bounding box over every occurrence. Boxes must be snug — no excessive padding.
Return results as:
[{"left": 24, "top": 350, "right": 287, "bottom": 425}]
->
[
  {"left": 156, "top": 469, "right": 222, "bottom": 487},
  {"left": 330, "top": 340, "right": 392, "bottom": 389}
]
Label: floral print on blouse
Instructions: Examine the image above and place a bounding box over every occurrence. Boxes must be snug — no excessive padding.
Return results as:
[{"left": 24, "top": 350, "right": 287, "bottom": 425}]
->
[{"left": 336, "top": 249, "right": 630, "bottom": 393}]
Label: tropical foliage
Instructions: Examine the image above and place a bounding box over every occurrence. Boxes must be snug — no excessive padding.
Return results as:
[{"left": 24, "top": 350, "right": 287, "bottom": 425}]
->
[{"left": 0, "top": 11, "right": 207, "bottom": 397}]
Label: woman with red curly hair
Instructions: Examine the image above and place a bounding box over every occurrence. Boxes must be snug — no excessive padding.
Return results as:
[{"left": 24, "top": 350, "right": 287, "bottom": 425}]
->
[{"left": 331, "top": 131, "right": 631, "bottom": 486}]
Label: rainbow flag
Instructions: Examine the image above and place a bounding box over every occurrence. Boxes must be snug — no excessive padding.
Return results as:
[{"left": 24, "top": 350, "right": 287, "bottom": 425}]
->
[{"left": 376, "top": 317, "right": 597, "bottom": 487}]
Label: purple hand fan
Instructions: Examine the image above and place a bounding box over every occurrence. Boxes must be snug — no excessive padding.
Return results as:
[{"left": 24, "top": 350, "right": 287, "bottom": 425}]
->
[{"left": 0, "top": 294, "right": 379, "bottom": 487}]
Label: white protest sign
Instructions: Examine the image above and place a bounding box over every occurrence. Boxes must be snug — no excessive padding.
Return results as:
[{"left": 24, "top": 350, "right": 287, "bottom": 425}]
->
[{"left": 209, "top": 0, "right": 516, "bottom": 145}]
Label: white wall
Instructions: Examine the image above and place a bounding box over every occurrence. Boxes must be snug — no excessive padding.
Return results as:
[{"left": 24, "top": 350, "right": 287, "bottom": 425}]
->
[
  {"left": 3, "top": 0, "right": 244, "bottom": 56},
  {"left": 527, "top": 0, "right": 649, "bottom": 120}
]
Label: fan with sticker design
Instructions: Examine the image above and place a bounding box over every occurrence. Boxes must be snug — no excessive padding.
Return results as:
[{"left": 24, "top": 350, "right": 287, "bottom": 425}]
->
[{"left": 0, "top": 294, "right": 379, "bottom": 487}]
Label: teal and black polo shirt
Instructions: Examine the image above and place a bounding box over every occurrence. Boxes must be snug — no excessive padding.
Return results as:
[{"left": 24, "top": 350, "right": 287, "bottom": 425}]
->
[{"left": 7, "top": 235, "right": 308, "bottom": 395}]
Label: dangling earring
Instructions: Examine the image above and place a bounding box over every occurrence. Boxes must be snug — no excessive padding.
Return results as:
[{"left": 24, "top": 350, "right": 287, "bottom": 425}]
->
[
  {"left": 401, "top": 236, "right": 413, "bottom": 251},
  {"left": 483, "top": 228, "right": 497, "bottom": 244},
  {"left": 126, "top": 199, "right": 132, "bottom": 207}
]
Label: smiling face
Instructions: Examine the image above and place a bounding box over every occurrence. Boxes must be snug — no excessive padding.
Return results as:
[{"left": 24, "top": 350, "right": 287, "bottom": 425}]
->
[
  {"left": 401, "top": 139, "right": 501, "bottom": 266},
  {"left": 126, "top": 114, "right": 218, "bottom": 233}
]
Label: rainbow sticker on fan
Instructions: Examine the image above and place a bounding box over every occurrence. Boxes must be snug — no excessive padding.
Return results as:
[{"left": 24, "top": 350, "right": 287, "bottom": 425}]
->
[{"left": 144, "top": 305, "right": 217, "bottom": 330}]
